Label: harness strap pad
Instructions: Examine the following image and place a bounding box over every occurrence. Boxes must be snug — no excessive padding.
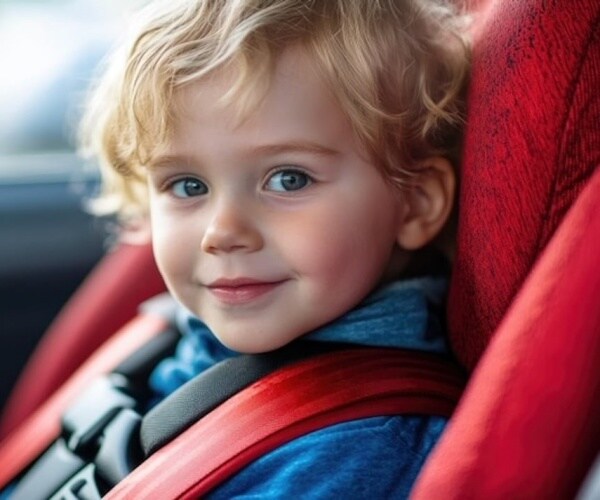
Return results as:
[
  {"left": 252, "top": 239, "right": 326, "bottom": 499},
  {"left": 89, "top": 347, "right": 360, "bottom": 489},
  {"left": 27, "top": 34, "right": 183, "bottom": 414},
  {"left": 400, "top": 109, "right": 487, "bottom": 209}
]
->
[{"left": 105, "top": 348, "right": 465, "bottom": 499}]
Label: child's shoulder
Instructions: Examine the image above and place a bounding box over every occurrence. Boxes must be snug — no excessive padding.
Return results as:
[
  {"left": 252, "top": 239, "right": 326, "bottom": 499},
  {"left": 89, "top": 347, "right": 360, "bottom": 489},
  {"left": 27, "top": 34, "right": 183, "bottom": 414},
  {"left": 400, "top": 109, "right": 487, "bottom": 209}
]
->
[{"left": 210, "top": 415, "right": 448, "bottom": 499}]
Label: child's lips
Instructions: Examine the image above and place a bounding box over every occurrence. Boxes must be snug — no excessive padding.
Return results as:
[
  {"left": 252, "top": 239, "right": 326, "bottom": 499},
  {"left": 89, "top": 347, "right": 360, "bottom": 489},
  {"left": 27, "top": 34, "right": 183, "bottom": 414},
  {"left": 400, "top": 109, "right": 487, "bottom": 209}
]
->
[{"left": 206, "top": 278, "right": 287, "bottom": 305}]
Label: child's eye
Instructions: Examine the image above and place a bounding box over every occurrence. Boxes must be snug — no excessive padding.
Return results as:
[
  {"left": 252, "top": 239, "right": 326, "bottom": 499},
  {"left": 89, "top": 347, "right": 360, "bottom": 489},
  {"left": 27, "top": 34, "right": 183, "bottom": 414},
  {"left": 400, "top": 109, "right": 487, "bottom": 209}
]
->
[
  {"left": 265, "top": 169, "right": 313, "bottom": 192},
  {"left": 169, "top": 177, "right": 208, "bottom": 198}
]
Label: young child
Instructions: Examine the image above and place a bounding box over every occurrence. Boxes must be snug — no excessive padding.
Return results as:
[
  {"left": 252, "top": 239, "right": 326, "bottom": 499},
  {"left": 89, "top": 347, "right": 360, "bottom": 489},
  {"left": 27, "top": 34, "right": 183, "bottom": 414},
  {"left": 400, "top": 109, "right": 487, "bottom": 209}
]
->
[{"left": 82, "top": 0, "right": 470, "bottom": 496}]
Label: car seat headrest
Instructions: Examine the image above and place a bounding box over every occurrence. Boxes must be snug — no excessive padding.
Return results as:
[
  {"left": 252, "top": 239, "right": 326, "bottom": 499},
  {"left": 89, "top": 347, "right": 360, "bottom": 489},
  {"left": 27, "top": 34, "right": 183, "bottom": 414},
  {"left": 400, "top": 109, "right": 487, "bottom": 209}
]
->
[{"left": 448, "top": 0, "right": 600, "bottom": 369}]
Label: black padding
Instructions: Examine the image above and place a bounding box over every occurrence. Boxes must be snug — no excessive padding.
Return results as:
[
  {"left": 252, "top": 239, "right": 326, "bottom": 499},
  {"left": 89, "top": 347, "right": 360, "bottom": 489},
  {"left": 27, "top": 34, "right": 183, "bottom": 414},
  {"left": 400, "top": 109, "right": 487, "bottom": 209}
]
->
[
  {"left": 113, "top": 328, "right": 180, "bottom": 388},
  {"left": 140, "top": 341, "right": 346, "bottom": 457},
  {"left": 10, "top": 440, "right": 86, "bottom": 500}
]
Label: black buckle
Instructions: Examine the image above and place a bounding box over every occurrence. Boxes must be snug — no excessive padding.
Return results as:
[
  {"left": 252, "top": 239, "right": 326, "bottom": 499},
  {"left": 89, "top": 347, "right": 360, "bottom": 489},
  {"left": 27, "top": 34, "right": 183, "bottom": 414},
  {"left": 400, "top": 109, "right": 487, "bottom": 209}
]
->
[{"left": 10, "top": 375, "right": 143, "bottom": 500}]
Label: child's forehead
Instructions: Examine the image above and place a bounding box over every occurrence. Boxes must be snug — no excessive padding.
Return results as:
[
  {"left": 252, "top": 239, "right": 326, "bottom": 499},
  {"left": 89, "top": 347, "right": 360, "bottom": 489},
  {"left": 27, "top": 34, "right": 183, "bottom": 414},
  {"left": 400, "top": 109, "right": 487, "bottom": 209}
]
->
[
  {"left": 169, "top": 47, "right": 348, "bottom": 138},
  {"left": 173, "top": 46, "right": 323, "bottom": 114},
  {"left": 151, "top": 47, "right": 370, "bottom": 168}
]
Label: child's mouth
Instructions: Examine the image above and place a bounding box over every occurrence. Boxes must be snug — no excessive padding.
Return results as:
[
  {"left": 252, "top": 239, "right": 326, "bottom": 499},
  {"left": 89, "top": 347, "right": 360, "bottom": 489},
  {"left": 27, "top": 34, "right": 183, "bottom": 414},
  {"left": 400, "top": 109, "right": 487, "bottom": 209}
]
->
[{"left": 207, "top": 278, "right": 287, "bottom": 305}]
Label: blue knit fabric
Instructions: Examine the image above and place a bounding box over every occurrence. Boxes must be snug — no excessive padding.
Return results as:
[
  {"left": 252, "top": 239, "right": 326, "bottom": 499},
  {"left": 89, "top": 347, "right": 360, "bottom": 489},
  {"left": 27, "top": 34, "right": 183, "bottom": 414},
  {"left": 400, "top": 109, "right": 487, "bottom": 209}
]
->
[
  {"left": 210, "top": 415, "right": 447, "bottom": 499},
  {"left": 307, "top": 277, "right": 448, "bottom": 351},
  {"left": 149, "top": 277, "right": 450, "bottom": 498}
]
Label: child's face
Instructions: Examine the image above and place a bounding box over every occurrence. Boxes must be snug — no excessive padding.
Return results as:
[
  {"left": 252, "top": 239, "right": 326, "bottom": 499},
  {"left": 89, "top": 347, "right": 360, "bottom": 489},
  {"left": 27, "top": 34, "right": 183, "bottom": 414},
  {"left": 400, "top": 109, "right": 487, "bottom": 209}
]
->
[{"left": 147, "top": 48, "right": 408, "bottom": 353}]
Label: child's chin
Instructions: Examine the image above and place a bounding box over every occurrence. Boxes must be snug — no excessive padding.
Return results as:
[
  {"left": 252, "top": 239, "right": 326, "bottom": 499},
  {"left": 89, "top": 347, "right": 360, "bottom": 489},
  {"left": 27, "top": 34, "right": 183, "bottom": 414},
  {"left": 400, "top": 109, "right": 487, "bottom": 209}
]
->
[{"left": 215, "top": 329, "right": 299, "bottom": 354}]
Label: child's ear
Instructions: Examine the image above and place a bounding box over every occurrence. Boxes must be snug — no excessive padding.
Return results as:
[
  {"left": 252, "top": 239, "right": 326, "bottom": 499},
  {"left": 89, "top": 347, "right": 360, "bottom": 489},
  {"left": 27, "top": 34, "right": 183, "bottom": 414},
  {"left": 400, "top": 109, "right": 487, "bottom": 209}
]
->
[{"left": 395, "top": 156, "right": 455, "bottom": 250}]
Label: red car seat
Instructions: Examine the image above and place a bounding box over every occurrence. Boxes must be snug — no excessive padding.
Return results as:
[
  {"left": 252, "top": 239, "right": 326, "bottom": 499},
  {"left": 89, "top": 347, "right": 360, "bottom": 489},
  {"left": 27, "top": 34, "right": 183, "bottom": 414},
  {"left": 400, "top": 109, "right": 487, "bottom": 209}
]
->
[
  {"left": 0, "top": 0, "right": 598, "bottom": 496},
  {"left": 413, "top": 0, "right": 600, "bottom": 496},
  {"left": 0, "top": 242, "right": 165, "bottom": 438}
]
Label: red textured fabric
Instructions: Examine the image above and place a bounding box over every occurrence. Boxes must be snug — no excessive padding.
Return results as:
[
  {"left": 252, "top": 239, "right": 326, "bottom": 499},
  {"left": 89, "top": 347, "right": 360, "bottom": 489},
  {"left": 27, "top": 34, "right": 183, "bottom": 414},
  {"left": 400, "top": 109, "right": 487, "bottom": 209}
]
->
[
  {"left": 0, "top": 242, "right": 165, "bottom": 438},
  {"left": 104, "top": 349, "right": 465, "bottom": 500},
  {"left": 449, "top": 0, "right": 600, "bottom": 369},
  {"left": 413, "top": 0, "right": 600, "bottom": 496},
  {"left": 412, "top": 164, "right": 600, "bottom": 499}
]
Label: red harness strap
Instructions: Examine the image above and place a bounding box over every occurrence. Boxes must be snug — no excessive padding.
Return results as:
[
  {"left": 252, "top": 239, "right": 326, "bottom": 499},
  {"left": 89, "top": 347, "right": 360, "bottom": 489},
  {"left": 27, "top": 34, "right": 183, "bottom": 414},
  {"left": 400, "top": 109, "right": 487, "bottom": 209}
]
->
[{"left": 105, "top": 348, "right": 465, "bottom": 499}]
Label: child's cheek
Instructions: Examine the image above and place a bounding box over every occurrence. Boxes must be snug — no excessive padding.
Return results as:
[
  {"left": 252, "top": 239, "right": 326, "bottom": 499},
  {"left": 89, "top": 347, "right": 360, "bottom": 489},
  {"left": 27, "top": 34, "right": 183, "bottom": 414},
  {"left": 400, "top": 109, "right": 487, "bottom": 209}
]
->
[
  {"left": 149, "top": 206, "right": 195, "bottom": 297},
  {"left": 277, "top": 206, "right": 376, "bottom": 293}
]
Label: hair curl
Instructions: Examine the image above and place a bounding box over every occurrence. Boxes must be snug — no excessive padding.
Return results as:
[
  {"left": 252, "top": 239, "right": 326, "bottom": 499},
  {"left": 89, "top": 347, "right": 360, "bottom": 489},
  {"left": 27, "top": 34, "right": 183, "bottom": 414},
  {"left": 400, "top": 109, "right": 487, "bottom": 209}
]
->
[{"left": 80, "top": 0, "right": 470, "bottom": 222}]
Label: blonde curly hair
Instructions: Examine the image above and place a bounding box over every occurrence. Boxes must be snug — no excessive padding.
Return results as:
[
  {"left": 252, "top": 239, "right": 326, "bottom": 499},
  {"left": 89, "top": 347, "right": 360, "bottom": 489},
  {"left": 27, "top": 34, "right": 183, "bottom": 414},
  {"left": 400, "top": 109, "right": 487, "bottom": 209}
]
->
[{"left": 81, "top": 0, "right": 470, "bottom": 222}]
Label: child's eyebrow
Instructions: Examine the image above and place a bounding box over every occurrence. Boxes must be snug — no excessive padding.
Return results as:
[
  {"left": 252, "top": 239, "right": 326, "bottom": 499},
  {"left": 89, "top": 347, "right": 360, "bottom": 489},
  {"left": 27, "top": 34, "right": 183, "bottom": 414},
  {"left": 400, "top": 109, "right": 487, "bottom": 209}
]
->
[
  {"left": 251, "top": 141, "right": 340, "bottom": 158},
  {"left": 147, "top": 155, "right": 190, "bottom": 170},
  {"left": 148, "top": 142, "right": 339, "bottom": 169}
]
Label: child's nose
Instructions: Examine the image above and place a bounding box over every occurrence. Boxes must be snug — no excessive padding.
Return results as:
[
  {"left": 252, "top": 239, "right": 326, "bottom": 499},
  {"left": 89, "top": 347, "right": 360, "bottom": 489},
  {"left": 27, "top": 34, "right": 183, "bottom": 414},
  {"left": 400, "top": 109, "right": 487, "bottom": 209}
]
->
[{"left": 200, "top": 199, "right": 263, "bottom": 254}]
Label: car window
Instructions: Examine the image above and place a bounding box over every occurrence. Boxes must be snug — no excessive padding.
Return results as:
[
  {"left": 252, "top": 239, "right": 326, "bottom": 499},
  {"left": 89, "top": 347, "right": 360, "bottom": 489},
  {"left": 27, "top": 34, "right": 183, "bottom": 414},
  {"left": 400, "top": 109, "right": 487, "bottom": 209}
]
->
[{"left": 0, "top": 0, "right": 148, "bottom": 182}]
